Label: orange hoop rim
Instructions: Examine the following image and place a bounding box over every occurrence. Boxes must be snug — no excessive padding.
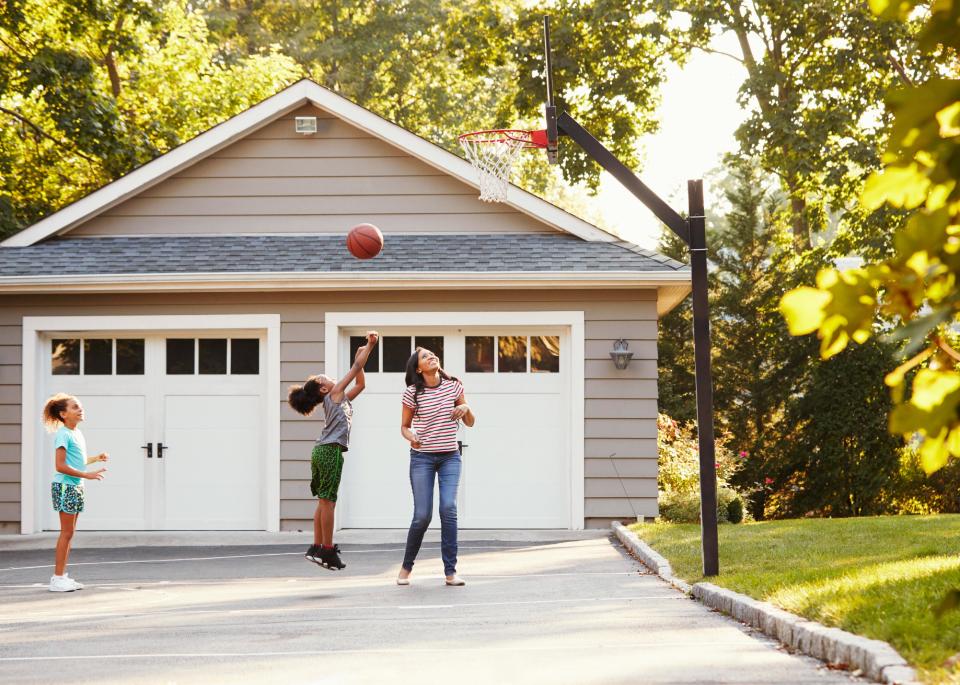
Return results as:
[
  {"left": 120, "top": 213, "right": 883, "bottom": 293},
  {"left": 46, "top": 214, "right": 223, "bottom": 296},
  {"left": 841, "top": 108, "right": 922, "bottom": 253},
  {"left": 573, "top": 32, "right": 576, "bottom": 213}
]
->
[{"left": 458, "top": 129, "right": 549, "bottom": 149}]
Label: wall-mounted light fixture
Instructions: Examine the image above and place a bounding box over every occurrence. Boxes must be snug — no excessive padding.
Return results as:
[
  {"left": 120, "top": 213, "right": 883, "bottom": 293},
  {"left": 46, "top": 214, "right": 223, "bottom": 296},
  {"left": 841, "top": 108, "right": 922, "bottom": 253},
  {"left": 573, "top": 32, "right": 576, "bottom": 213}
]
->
[
  {"left": 295, "top": 116, "right": 317, "bottom": 135},
  {"left": 609, "top": 338, "right": 634, "bottom": 370}
]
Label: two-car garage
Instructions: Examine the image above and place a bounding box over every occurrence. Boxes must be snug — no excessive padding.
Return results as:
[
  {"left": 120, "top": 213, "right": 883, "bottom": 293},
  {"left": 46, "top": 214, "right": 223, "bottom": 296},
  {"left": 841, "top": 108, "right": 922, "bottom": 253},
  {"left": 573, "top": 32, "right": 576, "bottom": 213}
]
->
[{"left": 23, "top": 311, "right": 582, "bottom": 532}]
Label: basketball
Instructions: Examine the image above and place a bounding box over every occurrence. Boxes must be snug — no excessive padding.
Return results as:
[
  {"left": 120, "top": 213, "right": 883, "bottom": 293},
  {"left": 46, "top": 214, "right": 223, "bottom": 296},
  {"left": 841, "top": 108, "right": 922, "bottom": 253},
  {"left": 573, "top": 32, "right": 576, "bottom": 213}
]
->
[{"left": 346, "top": 223, "right": 384, "bottom": 259}]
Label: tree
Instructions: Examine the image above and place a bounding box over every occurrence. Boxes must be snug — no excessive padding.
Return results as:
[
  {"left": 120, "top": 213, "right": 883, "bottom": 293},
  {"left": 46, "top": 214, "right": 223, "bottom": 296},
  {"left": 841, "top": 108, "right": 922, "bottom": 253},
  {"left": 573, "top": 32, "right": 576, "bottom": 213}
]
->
[
  {"left": 654, "top": 0, "right": 931, "bottom": 252},
  {"left": 0, "top": 0, "right": 301, "bottom": 237},
  {"left": 4, "top": 1, "right": 686, "bottom": 237},
  {"left": 656, "top": 227, "right": 695, "bottom": 422},
  {"left": 780, "top": 0, "right": 960, "bottom": 477},
  {"left": 203, "top": 0, "right": 683, "bottom": 193},
  {"left": 659, "top": 160, "right": 904, "bottom": 519},
  {"left": 773, "top": 338, "right": 903, "bottom": 518}
]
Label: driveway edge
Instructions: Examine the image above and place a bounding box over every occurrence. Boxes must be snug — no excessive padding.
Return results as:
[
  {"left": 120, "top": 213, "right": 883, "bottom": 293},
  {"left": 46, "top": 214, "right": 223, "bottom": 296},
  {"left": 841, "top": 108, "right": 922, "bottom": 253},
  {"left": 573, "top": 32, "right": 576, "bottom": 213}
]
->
[{"left": 611, "top": 521, "right": 919, "bottom": 685}]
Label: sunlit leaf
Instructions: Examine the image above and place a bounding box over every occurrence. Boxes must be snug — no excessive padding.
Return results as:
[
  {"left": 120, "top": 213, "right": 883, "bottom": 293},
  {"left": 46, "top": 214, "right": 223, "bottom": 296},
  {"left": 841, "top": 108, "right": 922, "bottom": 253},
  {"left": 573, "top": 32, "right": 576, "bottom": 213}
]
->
[{"left": 780, "top": 287, "right": 830, "bottom": 335}]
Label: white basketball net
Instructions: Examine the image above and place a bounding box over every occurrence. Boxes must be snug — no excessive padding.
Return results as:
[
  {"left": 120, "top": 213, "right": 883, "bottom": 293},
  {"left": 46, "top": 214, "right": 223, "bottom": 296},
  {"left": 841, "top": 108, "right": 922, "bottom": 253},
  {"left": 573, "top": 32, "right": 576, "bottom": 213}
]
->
[{"left": 459, "top": 130, "right": 536, "bottom": 203}]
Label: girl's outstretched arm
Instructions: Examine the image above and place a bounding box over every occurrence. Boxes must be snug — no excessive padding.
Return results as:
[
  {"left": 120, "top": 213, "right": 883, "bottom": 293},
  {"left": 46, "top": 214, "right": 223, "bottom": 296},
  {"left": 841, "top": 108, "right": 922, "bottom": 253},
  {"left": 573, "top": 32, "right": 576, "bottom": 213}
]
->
[
  {"left": 346, "top": 360, "right": 366, "bottom": 401},
  {"left": 331, "top": 331, "right": 378, "bottom": 400}
]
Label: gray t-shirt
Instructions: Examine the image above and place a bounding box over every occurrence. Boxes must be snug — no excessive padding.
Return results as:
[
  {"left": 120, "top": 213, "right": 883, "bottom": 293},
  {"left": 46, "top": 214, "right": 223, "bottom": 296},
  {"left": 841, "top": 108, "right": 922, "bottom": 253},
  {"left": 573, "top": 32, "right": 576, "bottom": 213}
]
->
[{"left": 318, "top": 393, "right": 353, "bottom": 450}]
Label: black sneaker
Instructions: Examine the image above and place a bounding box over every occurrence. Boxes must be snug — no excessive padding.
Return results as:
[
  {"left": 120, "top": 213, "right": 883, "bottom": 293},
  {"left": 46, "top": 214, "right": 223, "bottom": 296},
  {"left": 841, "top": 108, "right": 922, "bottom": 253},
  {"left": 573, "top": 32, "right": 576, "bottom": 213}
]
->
[
  {"left": 319, "top": 545, "right": 346, "bottom": 570},
  {"left": 305, "top": 545, "right": 321, "bottom": 565}
]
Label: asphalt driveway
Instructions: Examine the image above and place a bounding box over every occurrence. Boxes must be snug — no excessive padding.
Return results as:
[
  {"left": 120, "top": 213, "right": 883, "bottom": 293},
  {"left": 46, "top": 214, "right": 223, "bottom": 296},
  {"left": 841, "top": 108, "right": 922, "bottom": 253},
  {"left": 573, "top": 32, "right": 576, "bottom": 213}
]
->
[{"left": 0, "top": 535, "right": 858, "bottom": 684}]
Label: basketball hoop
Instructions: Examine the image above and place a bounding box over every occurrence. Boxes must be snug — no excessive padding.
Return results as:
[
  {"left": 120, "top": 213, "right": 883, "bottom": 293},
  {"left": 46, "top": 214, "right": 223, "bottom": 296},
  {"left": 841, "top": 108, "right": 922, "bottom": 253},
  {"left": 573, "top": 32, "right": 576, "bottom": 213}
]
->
[{"left": 458, "top": 129, "right": 548, "bottom": 203}]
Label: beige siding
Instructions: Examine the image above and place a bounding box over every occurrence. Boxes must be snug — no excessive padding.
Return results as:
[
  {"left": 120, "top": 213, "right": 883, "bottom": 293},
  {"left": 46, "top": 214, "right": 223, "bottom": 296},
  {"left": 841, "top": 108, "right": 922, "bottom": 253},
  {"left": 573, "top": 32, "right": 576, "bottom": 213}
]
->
[
  {"left": 72, "top": 105, "right": 552, "bottom": 237},
  {"left": 0, "top": 288, "right": 659, "bottom": 532}
]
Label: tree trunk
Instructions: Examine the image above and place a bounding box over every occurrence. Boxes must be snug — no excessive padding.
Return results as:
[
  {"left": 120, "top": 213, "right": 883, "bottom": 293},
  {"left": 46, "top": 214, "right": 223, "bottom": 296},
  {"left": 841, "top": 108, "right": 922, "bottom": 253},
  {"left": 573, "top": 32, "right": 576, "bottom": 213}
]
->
[{"left": 789, "top": 195, "right": 809, "bottom": 252}]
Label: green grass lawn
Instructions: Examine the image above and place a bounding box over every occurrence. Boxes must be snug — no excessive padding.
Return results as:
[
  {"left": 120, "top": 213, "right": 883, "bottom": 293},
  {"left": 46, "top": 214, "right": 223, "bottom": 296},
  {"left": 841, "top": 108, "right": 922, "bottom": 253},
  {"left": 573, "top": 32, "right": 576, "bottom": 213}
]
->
[{"left": 629, "top": 515, "right": 960, "bottom": 683}]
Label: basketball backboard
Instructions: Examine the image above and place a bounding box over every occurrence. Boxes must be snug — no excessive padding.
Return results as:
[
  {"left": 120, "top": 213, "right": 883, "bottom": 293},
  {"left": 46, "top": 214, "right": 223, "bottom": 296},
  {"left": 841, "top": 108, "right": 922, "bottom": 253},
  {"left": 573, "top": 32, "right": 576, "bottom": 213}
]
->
[{"left": 543, "top": 16, "right": 559, "bottom": 164}]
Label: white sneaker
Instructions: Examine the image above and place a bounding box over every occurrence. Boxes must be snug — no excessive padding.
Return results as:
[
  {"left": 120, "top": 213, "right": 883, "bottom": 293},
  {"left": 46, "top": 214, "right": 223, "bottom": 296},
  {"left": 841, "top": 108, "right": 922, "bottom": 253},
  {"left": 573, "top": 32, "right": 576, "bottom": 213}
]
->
[
  {"left": 49, "top": 575, "right": 76, "bottom": 592},
  {"left": 445, "top": 575, "right": 466, "bottom": 586},
  {"left": 65, "top": 574, "right": 84, "bottom": 590}
]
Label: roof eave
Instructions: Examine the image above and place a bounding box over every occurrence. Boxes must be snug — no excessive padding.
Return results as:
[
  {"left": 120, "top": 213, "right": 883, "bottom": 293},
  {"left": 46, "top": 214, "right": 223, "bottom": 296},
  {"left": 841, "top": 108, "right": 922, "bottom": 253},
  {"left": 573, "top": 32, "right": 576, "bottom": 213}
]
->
[{"left": 0, "top": 269, "right": 691, "bottom": 315}]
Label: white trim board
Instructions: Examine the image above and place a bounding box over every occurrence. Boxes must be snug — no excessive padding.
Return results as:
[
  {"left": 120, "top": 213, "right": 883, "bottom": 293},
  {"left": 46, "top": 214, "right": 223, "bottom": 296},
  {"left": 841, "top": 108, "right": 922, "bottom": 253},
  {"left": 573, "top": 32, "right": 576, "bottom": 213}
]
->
[
  {"left": 19, "top": 314, "right": 281, "bottom": 534},
  {"left": 0, "top": 271, "right": 691, "bottom": 316},
  {"left": 3, "top": 79, "right": 616, "bottom": 247},
  {"left": 325, "top": 311, "right": 586, "bottom": 530}
]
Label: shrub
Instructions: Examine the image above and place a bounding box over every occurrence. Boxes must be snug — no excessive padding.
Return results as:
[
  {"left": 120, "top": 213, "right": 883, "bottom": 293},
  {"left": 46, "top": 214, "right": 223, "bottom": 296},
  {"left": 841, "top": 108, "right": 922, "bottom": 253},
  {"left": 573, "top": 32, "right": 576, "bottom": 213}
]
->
[
  {"left": 657, "top": 414, "right": 750, "bottom": 523},
  {"left": 658, "top": 485, "right": 746, "bottom": 524}
]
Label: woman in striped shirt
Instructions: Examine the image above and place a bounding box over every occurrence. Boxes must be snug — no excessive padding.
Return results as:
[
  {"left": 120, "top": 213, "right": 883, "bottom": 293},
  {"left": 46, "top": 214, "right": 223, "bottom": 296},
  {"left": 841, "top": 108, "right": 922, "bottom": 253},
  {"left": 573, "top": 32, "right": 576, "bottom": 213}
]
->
[{"left": 397, "top": 346, "right": 475, "bottom": 586}]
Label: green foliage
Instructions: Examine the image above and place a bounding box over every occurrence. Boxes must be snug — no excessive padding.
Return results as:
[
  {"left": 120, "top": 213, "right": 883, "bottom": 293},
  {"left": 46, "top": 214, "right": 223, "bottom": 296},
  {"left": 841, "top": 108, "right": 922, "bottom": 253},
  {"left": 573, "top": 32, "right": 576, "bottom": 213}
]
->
[
  {"left": 655, "top": 228, "right": 695, "bottom": 422},
  {"left": 512, "top": 1, "right": 683, "bottom": 191},
  {"left": 3, "top": 0, "right": 681, "bottom": 238},
  {"left": 656, "top": 413, "right": 748, "bottom": 523},
  {"left": 656, "top": 0, "right": 932, "bottom": 252},
  {"left": 771, "top": 339, "right": 904, "bottom": 518},
  {"left": 887, "top": 446, "right": 960, "bottom": 515},
  {"left": 630, "top": 516, "right": 960, "bottom": 680},
  {"left": 659, "top": 485, "right": 747, "bottom": 525},
  {"left": 0, "top": 0, "right": 301, "bottom": 237},
  {"left": 779, "top": 1, "right": 960, "bottom": 476},
  {"left": 660, "top": 162, "right": 913, "bottom": 520},
  {"left": 205, "top": 0, "right": 682, "bottom": 194}
]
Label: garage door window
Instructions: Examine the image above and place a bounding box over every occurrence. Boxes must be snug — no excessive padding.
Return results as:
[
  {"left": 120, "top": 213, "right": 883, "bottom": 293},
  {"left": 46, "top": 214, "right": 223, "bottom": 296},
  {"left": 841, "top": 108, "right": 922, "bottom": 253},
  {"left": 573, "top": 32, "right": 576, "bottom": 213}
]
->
[
  {"left": 531, "top": 335, "right": 560, "bottom": 373},
  {"left": 465, "top": 335, "right": 560, "bottom": 373},
  {"left": 349, "top": 335, "right": 445, "bottom": 373},
  {"left": 166, "top": 338, "right": 259, "bottom": 375},
  {"left": 52, "top": 338, "right": 146, "bottom": 376}
]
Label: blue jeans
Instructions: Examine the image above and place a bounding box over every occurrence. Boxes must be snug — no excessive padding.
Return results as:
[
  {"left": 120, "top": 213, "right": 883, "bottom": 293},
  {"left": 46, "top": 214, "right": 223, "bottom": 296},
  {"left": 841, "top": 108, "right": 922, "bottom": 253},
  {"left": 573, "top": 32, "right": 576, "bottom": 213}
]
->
[{"left": 402, "top": 449, "right": 461, "bottom": 576}]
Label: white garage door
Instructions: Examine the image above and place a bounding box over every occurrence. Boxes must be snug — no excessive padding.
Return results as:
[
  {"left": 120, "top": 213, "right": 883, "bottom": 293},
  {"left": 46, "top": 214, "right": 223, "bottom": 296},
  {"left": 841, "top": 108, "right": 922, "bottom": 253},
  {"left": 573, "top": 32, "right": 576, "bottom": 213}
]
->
[
  {"left": 41, "top": 334, "right": 266, "bottom": 530},
  {"left": 339, "top": 327, "right": 570, "bottom": 529}
]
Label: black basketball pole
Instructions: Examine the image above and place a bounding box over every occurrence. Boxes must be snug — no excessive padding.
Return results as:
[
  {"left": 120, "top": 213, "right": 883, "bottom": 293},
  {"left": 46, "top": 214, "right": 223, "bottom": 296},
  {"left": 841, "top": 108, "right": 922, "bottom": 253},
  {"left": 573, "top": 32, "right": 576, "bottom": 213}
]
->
[
  {"left": 688, "top": 180, "right": 719, "bottom": 576},
  {"left": 543, "top": 18, "right": 720, "bottom": 575}
]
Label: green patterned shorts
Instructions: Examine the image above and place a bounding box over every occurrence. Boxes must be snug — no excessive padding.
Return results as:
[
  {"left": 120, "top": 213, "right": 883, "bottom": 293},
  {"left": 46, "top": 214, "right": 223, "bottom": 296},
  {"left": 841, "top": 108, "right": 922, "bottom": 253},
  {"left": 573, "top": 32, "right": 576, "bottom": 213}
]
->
[
  {"left": 311, "top": 443, "right": 345, "bottom": 502},
  {"left": 51, "top": 481, "right": 84, "bottom": 515}
]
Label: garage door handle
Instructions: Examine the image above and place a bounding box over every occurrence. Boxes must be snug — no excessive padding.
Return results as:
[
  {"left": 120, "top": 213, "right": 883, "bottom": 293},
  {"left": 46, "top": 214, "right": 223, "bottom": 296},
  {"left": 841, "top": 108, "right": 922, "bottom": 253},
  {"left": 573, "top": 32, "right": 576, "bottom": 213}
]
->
[
  {"left": 141, "top": 443, "right": 153, "bottom": 459},
  {"left": 157, "top": 443, "right": 168, "bottom": 459}
]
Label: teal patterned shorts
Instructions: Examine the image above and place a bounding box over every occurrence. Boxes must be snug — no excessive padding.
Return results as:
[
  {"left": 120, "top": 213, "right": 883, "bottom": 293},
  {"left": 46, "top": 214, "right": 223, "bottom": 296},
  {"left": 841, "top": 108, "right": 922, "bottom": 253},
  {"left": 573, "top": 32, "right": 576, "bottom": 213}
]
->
[
  {"left": 51, "top": 482, "right": 85, "bottom": 515},
  {"left": 311, "top": 443, "right": 345, "bottom": 502}
]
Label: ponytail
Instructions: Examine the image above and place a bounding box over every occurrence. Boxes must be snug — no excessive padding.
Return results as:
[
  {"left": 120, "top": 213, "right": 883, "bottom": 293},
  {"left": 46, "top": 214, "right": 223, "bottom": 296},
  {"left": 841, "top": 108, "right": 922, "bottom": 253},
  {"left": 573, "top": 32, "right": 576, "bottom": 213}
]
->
[
  {"left": 287, "top": 377, "right": 326, "bottom": 416},
  {"left": 42, "top": 393, "right": 75, "bottom": 433}
]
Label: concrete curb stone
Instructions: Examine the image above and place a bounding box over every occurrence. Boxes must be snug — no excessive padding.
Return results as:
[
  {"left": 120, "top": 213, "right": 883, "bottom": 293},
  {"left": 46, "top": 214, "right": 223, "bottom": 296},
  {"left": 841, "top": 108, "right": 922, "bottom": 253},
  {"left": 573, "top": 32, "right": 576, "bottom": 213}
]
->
[{"left": 611, "top": 521, "right": 920, "bottom": 685}]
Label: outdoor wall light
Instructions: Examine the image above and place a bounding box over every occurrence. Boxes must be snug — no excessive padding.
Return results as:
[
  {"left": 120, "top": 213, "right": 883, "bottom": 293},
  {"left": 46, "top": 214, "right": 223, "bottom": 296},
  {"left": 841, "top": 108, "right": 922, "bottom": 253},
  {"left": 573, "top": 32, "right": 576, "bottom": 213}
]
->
[
  {"left": 295, "top": 116, "right": 317, "bottom": 134},
  {"left": 609, "top": 338, "right": 634, "bottom": 370}
]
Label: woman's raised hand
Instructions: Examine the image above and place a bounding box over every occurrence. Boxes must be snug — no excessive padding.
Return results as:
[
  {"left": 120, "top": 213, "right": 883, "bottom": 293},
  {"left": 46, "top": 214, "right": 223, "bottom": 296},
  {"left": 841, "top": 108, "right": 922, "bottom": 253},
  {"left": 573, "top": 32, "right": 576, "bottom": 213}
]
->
[
  {"left": 451, "top": 405, "right": 470, "bottom": 420},
  {"left": 366, "top": 331, "right": 379, "bottom": 346}
]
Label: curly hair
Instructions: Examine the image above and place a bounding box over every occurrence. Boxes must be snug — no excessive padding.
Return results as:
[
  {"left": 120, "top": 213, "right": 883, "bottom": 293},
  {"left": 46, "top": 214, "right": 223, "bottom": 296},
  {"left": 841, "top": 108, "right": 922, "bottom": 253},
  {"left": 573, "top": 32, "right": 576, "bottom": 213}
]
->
[
  {"left": 42, "top": 393, "right": 76, "bottom": 433},
  {"left": 287, "top": 376, "right": 326, "bottom": 416}
]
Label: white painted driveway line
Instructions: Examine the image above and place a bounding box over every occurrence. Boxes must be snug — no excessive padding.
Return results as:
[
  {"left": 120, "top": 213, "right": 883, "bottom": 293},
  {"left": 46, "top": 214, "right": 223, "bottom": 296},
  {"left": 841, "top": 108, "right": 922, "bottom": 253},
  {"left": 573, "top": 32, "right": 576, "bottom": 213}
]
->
[
  {"left": 0, "top": 642, "right": 762, "bottom": 662},
  {"left": 0, "top": 594, "right": 682, "bottom": 625},
  {"left": 0, "top": 544, "right": 571, "bottom": 573},
  {"left": 0, "top": 571, "right": 636, "bottom": 589}
]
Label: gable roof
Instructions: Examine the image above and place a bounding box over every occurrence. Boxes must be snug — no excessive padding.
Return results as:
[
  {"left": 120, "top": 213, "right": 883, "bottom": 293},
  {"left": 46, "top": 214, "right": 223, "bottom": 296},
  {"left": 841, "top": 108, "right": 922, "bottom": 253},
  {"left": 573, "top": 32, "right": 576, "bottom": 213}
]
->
[{"left": 3, "top": 79, "right": 621, "bottom": 247}]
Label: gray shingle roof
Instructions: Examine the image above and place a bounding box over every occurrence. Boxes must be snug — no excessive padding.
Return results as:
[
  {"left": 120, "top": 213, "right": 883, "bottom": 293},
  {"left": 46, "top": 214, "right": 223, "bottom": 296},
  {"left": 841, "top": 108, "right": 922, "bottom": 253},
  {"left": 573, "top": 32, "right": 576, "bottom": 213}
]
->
[{"left": 0, "top": 234, "right": 688, "bottom": 277}]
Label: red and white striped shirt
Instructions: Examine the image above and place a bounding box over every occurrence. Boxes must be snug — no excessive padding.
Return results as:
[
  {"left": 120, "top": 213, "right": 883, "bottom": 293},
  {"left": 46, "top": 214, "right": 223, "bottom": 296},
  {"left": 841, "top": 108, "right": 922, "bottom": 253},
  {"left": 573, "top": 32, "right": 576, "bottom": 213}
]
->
[{"left": 402, "top": 378, "right": 464, "bottom": 453}]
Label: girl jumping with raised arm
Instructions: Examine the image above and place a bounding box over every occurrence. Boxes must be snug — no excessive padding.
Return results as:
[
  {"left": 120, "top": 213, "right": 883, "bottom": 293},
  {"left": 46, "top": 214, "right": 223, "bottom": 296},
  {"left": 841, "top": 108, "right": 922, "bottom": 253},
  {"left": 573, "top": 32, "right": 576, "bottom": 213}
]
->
[{"left": 288, "top": 331, "right": 379, "bottom": 571}]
